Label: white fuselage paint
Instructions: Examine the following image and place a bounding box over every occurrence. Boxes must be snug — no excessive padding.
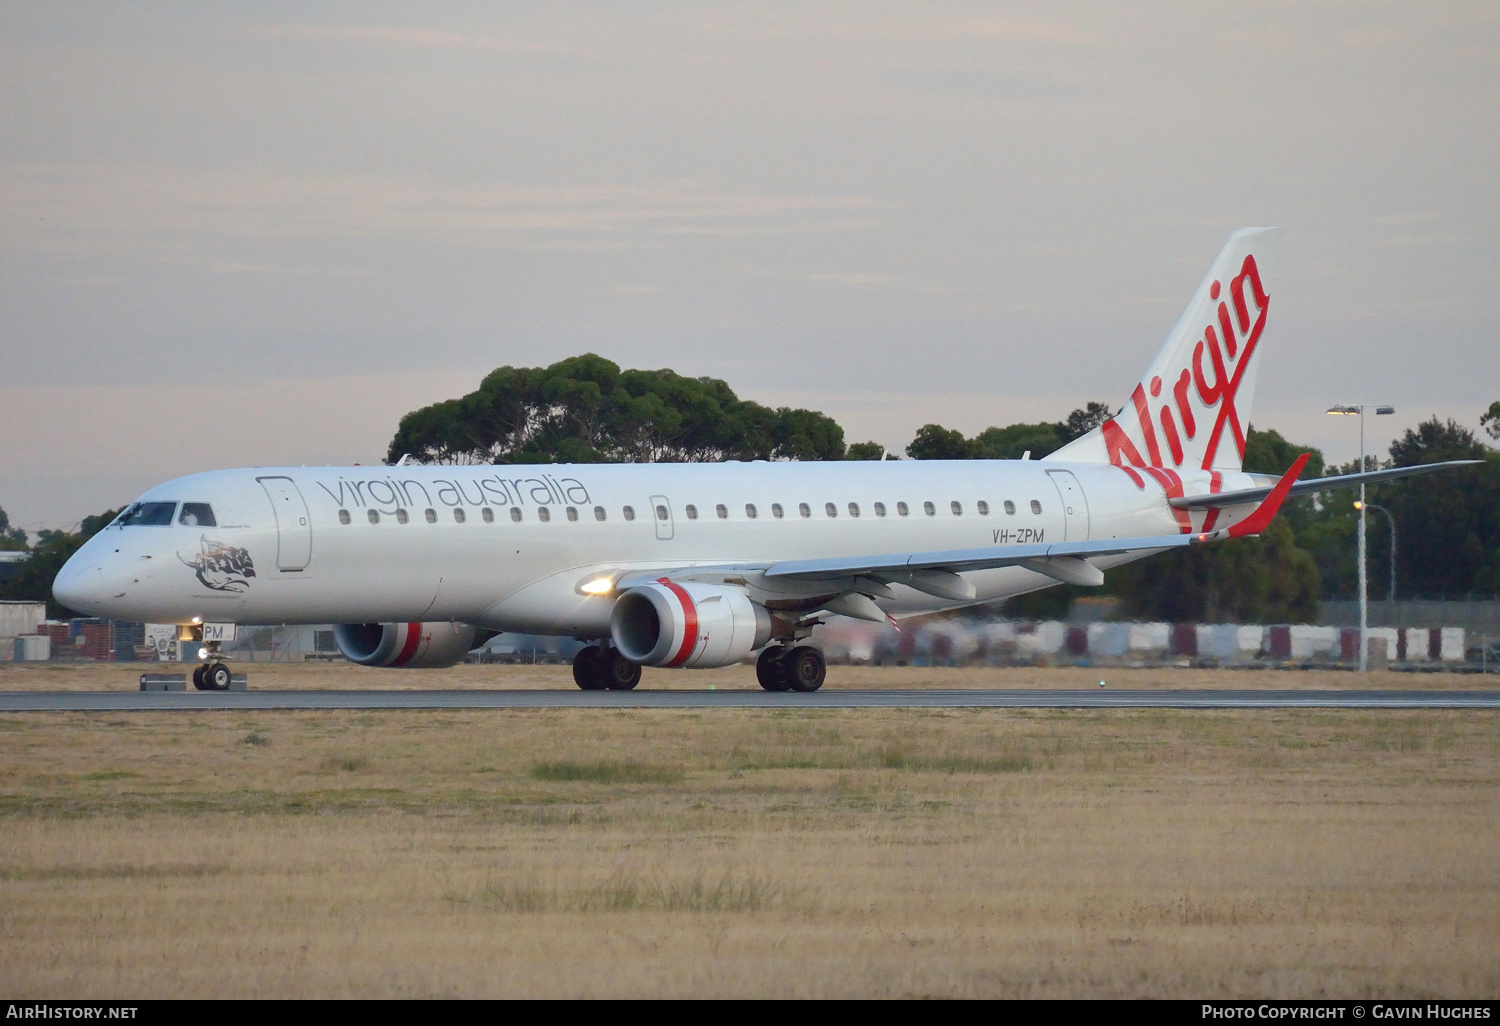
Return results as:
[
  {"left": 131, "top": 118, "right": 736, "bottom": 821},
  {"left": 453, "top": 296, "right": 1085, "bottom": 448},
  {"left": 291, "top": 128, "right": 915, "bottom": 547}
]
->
[{"left": 55, "top": 459, "right": 1261, "bottom": 636}]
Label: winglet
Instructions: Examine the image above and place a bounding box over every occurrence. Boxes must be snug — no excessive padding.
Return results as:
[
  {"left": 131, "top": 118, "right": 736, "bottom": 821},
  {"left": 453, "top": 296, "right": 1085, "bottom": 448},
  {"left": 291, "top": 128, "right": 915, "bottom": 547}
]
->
[{"left": 1208, "top": 452, "right": 1308, "bottom": 540}]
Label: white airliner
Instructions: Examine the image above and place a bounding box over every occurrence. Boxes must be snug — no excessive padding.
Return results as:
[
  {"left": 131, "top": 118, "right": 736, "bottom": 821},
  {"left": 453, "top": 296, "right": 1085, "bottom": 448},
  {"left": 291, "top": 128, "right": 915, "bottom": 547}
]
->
[{"left": 53, "top": 228, "right": 1472, "bottom": 691}]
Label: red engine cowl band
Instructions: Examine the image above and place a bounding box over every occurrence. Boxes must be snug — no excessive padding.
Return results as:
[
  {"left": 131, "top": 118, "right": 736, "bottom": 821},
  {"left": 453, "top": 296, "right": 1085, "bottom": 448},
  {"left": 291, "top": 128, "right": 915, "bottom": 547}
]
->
[{"left": 332, "top": 622, "right": 477, "bottom": 668}]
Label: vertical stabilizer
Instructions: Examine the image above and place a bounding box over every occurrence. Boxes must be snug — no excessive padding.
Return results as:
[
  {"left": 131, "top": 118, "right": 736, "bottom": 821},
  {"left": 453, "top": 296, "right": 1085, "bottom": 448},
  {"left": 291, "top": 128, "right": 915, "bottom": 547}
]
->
[{"left": 1046, "top": 227, "right": 1276, "bottom": 473}]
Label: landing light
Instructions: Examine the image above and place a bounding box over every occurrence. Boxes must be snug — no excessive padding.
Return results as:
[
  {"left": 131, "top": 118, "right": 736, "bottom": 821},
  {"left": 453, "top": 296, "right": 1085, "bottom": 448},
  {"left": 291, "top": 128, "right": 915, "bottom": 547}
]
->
[
  {"left": 580, "top": 578, "right": 614, "bottom": 596},
  {"left": 191, "top": 616, "right": 203, "bottom": 624},
  {"left": 198, "top": 647, "right": 210, "bottom": 660}
]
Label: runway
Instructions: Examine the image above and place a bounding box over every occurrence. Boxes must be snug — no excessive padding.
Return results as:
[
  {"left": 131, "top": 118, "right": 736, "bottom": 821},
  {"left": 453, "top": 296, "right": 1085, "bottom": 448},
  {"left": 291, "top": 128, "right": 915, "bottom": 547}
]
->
[{"left": 3, "top": 689, "right": 1499, "bottom": 711}]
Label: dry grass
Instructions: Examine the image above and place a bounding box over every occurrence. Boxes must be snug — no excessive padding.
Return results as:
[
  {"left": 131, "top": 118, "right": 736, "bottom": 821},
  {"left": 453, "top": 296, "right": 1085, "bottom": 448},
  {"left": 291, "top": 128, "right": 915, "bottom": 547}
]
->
[
  {"left": 1, "top": 659, "right": 1492, "bottom": 692},
  {"left": 0, "top": 695, "right": 1498, "bottom": 998}
]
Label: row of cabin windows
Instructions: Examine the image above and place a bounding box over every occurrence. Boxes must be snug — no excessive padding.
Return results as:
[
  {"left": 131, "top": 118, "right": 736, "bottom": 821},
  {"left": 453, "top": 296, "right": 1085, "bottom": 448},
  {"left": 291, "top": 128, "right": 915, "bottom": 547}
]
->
[
  {"left": 339, "top": 504, "right": 636, "bottom": 525},
  {"left": 684, "top": 499, "right": 1041, "bottom": 519},
  {"left": 338, "top": 498, "right": 1045, "bottom": 526}
]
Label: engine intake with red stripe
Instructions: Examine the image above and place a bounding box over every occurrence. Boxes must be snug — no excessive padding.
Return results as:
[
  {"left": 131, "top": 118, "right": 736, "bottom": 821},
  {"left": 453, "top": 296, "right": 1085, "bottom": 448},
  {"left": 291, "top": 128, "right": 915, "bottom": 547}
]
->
[
  {"left": 332, "top": 622, "right": 477, "bottom": 668},
  {"left": 610, "top": 581, "right": 772, "bottom": 669}
]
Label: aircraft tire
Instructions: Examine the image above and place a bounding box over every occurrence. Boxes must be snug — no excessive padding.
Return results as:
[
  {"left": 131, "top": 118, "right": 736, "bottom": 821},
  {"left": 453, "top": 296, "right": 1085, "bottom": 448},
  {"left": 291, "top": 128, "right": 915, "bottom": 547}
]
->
[
  {"left": 604, "top": 652, "right": 642, "bottom": 691},
  {"left": 205, "top": 663, "right": 232, "bottom": 691},
  {"left": 192, "top": 665, "right": 208, "bottom": 690},
  {"left": 572, "top": 646, "right": 608, "bottom": 690},
  {"left": 756, "top": 647, "right": 792, "bottom": 691},
  {"left": 786, "top": 646, "right": 826, "bottom": 692}
]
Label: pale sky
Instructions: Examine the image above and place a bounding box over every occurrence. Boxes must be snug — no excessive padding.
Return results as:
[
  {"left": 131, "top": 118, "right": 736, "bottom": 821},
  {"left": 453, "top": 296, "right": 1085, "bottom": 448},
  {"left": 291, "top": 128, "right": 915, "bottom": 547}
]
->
[{"left": 3, "top": 3, "right": 1497, "bottom": 531}]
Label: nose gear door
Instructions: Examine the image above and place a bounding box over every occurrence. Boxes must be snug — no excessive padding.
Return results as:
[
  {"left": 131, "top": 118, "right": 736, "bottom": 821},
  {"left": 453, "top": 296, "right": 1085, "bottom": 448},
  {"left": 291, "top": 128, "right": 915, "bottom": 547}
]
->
[
  {"left": 1045, "top": 469, "right": 1090, "bottom": 542},
  {"left": 258, "top": 476, "right": 313, "bottom": 570}
]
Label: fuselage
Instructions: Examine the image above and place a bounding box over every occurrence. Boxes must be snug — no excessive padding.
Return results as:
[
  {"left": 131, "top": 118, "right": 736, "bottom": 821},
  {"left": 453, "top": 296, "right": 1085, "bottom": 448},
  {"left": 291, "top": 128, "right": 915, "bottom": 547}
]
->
[{"left": 54, "top": 458, "right": 1263, "bottom": 636}]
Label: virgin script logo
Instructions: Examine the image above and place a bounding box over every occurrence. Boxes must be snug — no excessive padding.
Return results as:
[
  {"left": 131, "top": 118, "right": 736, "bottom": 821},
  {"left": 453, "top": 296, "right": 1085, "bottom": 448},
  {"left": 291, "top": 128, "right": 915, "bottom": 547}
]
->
[{"left": 1103, "top": 252, "right": 1269, "bottom": 474}]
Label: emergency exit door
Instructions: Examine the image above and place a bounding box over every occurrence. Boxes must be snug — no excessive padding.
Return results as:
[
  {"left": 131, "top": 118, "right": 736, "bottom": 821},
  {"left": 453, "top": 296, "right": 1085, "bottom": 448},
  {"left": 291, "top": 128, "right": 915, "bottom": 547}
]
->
[{"left": 258, "top": 476, "right": 312, "bottom": 570}]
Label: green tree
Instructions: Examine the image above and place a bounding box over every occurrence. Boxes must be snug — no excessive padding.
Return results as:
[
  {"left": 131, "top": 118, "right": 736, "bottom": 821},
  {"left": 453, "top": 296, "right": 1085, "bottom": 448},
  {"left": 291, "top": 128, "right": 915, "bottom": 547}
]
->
[
  {"left": 845, "top": 441, "right": 887, "bottom": 461},
  {"left": 1480, "top": 400, "right": 1500, "bottom": 441},
  {"left": 0, "top": 509, "right": 120, "bottom": 619},
  {"left": 1379, "top": 417, "right": 1500, "bottom": 596},
  {"left": 387, "top": 355, "right": 847, "bottom": 465},
  {"left": 0, "top": 505, "right": 28, "bottom": 551},
  {"left": 905, "top": 401, "right": 1115, "bottom": 461},
  {"left": 906, "top": 424, "right": 983, "bottom": 460}
]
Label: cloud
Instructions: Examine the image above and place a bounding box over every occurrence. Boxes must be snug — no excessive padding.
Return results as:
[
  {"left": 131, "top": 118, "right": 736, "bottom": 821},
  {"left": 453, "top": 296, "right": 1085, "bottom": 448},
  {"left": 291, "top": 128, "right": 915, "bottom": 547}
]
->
[{"left": 0, "top": 165, "right": 879, "bottom": 255}]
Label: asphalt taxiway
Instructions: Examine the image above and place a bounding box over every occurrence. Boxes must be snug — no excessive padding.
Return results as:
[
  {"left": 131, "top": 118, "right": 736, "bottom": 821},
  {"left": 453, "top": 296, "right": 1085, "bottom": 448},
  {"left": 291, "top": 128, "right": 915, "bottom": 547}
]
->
[{"left": 2, "top": 689, "right": 1498, "bottom": 711}]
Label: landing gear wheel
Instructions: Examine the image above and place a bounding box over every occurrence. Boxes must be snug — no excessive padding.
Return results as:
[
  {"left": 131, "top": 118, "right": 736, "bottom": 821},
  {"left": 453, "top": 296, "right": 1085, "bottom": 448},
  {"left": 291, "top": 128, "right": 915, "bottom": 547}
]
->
[
  {"left": 786, "top": 646, "right": 826, "bottom": 692},
  {"left": 603, "top": 651, "right": 642, "bottom": 691},
  {"left": 192, "top": 665, "right": 208, "bottom": 691},
  {"left": 756, "top": 647, "right": 791, "bottom": 691},
  {"left": 205, "top": 663, "right": 231, "bottom": 691},
  {"left": 573, "top": 646, "right": 608, "bottom": 690}
]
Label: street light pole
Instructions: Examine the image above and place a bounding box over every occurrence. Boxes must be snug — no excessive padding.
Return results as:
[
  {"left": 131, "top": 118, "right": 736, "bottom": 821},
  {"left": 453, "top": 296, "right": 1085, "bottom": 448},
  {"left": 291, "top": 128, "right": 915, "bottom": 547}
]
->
[
  {"left": 1328, "top": 403, "right": 1396, "bottom": 672},
  {"left": 1358, "top": 502, "right": 1397, "bottom": 604}
]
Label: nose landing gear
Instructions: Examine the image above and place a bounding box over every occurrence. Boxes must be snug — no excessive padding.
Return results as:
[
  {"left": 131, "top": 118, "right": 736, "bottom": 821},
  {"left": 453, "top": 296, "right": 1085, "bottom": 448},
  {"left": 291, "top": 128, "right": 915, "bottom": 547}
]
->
[
  {"left": 572, "top": 645, "right": 643, "bottom": 691},
  {"left": 193, "top": 662, "right": 233, "bottom": 691}
]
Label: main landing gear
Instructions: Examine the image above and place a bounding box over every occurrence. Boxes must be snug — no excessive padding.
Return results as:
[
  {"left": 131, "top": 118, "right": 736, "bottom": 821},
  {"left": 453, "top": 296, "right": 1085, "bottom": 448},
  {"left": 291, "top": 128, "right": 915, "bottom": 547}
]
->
[
  {"left": 193, "top": 662, "right": 232, "bottom": 691},
  {"left": 573, "top": 645, "right": 643, "bottom": 691},
  {"left": 756, "top": 645, "right": 825, "bottom": 693}
]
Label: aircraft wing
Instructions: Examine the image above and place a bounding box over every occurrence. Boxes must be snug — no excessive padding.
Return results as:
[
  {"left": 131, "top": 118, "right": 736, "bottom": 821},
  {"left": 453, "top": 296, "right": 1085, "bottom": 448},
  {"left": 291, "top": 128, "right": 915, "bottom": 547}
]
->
[
  {"left": 761, "top": 534, "right": 1193, "bottom": 581},
  {"left": 1170, "top": 459, "right": 1481, "bottom": 510}
]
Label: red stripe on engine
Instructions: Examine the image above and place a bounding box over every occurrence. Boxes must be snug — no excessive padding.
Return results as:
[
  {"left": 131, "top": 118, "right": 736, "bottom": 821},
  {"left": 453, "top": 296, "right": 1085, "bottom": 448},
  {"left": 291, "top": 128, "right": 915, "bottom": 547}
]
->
[
  {"left": 390, "top": 622, "right": 423, "bottom": 666},
  {"left": 657, "top": 578, "right": 699, "bottom": 667}
]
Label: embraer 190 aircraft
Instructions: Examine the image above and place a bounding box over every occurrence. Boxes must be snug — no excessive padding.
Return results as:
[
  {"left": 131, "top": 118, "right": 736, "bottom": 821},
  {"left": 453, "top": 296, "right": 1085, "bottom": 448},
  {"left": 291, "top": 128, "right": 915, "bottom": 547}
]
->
[{"left": 53, "top": 229, "right": 1473, "bottom": 692}]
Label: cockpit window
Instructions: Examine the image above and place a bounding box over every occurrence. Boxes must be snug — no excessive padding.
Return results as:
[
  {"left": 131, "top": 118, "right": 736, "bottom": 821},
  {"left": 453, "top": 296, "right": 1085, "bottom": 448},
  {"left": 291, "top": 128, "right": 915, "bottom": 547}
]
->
[
  {"left": 178, "top": 503, "right": 216, "bottom": 527},
  {"left": 116, "top": 502, "right": 177, "bottom": 527}
]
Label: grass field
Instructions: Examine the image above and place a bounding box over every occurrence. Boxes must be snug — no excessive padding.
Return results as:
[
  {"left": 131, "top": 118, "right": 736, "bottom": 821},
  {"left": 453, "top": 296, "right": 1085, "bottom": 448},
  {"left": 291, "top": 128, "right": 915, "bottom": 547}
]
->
[{"left": 1, "top": 666, "right": 1497, "bottom": 998}]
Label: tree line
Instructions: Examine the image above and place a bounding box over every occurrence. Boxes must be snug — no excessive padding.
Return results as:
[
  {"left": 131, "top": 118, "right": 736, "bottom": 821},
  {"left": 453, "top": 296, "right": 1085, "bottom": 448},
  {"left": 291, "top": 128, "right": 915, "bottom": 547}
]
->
[{"left": 5, "top": 354, "right": 1497, "bottom": 623}]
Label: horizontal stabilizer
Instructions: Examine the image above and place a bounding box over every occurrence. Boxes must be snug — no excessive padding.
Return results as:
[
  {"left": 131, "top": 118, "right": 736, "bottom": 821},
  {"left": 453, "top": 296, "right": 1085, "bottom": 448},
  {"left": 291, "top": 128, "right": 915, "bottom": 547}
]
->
[{"left": 1170, "top": 459, "right": 1482, "bottom": 510}]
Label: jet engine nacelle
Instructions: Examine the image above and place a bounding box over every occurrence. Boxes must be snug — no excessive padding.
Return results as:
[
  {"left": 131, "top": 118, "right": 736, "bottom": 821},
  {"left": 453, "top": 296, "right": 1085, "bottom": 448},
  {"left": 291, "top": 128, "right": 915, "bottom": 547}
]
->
[
  {"left": 333, "top": 621, "right": 476, "bottom": 668},
  {"left": 611, "top": 582, "right": 772, "bottom": 668}
]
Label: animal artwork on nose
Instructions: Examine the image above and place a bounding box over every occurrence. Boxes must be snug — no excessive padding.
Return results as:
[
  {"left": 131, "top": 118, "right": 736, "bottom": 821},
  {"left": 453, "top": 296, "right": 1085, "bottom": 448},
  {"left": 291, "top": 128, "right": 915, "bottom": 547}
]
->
[{"left": 179, "top": 536, "right": 257, "bottom": 592}]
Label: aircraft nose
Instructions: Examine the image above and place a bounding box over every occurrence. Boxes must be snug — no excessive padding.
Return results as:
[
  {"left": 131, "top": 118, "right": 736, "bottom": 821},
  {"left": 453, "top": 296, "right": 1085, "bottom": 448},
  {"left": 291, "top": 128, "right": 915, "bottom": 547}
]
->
[{"left": 53, "top": 548, "right": 107, "bottom": 616}]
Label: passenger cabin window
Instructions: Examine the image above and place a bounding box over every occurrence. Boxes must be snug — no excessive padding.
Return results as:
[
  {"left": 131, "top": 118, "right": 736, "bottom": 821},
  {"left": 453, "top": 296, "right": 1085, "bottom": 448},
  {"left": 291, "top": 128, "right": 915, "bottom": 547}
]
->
[
  {"left": 425, "top": 508, "right": 437, "bottom": 523},
  {"left": 338, "top": 509, "right": 351, "bottom": 525},
  {"left": 685, "top": 504, "right": 699, "bottom": 520},
  {"left": 395, "top": 509, "right": 409, "bottom": 524},
  {"left": 977, "top": 500, "right": 990, "bottom": 516},
  {"left": 1030, "top": 500, "right": 1043, "bottom": 515},
  {"left": 799, "top": 503, "right": 811, "bottom": 518},
  {"left": 923, "top": 501, "right": 936, "bottom": 517},
  {"left": 745, "top": 504, "right": 758, "bottom": 519},
  {"left": 951, "top": 501, "right": 963, "bottom": 516},
  {"left": 117, "top": 502, "right": 177, "bottom": 527},
  {"left": 454, "top": 508, "right": 467, "bottom": 524},
  {"left": 538, "top": 507, "right": 551, "bottom": 522},
  {"left": 482, "top": 508, "right": 495, "bottom": 523},
  {"left": 824, "top": 502, "right": 837, "bottom": 518},
  {"left": 178, "top": 503, "right": 216, "bottom": 527},
  {"left": 874, "top": 502, "right": 886, "bottom": 517},
  {"left": 655, "top": 505, "right": 668, "bottom": 521},
  {"left": 623, "top": 505, "right": 636, "bottom": 521},
  {"left": 716, "top": 504, "right": 728, "bottom": 520},
  {"left": 367, "top": 509, "right": 380, "bottom": 525},
  {"left": 848, "top": 503, "right": 860, "bottom": 518},
  {"left": 897, "top": 501, "right": 909, "bottom": 517},
  {"left": 594, "top": 506, "right": 606, "bottom": 521},
  {"left": 1004, "top": 500, "right": 1016, "bottom": 515},
  {"left": 511, "top": 507, "right": 523, "bottom": 522},
  {"left": 771, "top": 503, "right": 784, "bottom": 519},
  {"left": 566, "top": 506, "right": 578, "bottom": 522}
]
